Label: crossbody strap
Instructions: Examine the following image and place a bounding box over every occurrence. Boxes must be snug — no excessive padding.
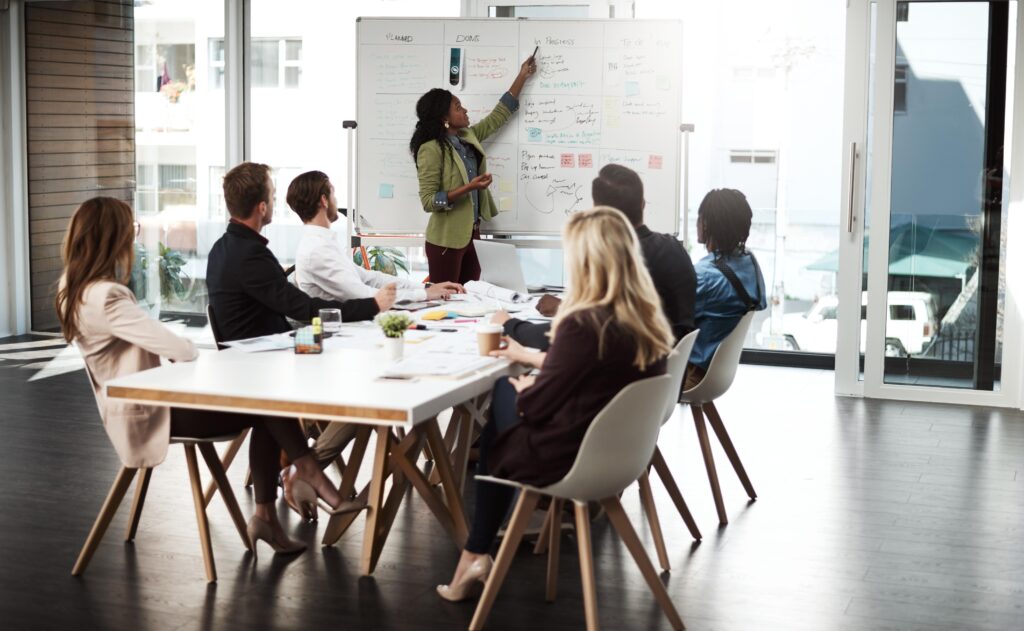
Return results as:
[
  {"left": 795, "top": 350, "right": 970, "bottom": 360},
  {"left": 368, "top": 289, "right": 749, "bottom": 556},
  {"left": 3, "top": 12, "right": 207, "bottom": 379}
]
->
[{"left": 712, "top": 252, "right": 762, "bottom": 313}]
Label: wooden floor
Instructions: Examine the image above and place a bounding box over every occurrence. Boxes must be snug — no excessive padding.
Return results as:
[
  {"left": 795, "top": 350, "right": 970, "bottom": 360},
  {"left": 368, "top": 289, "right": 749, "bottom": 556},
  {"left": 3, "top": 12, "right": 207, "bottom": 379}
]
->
[{"left": 2, "top": 333, "right": 1023, "bottom": 631}]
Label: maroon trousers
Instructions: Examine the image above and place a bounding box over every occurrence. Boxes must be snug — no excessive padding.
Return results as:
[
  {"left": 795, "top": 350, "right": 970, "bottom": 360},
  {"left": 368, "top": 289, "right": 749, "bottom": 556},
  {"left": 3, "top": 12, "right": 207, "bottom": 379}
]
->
[{"left": 425, "top": 224, "right": 481, "bottom": 284}]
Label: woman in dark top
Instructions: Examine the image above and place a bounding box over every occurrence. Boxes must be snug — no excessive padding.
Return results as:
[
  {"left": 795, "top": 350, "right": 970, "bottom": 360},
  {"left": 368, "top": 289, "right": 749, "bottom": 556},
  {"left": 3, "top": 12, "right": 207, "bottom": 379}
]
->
[{"left": 437, "top": 206, "right": 674, "bottom": 601}]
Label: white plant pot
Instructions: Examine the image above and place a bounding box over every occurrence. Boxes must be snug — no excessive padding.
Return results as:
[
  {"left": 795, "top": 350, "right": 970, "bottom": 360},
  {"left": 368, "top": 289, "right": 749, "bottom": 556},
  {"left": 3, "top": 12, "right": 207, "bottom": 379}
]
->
[{"left": 383, "top": 336, "right": 404, "bottom": 361}]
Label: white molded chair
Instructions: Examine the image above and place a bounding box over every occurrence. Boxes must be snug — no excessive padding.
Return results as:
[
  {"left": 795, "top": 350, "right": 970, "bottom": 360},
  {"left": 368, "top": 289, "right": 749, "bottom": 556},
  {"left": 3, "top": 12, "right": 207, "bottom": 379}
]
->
[
  {"left": 72, "top": 433, "right": 252, "bottom": 583},
  {"left": 637, "top": 329, "right": 702, "bottom": 571},
  {"left": 680, "top": 311, "right": 757, "bottom": 525},
  {"left": 469, "top": 375, "right": 684, "bottom": 631}
]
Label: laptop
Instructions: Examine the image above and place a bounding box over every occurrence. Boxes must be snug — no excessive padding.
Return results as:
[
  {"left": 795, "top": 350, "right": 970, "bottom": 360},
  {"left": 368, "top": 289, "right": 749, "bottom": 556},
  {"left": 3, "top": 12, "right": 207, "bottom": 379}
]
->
[{"left": 474, "top": 239, "right": 529, "bottom": 295}]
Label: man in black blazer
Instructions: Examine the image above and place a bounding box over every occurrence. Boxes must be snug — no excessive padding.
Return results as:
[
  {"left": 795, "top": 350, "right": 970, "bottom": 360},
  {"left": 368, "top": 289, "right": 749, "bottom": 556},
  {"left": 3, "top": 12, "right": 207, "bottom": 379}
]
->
[
  {"left": 496, "top": 164, "right": 696, "bottom": 350},
  {"left": 207, "top": 162, "right": 393, "bottom": 342}
]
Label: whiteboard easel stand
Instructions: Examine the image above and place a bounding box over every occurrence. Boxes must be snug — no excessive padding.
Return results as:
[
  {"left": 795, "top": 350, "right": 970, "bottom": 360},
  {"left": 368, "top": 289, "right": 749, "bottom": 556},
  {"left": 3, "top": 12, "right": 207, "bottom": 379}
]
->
[
  {"left": 343, "top": 119, "right": 357, "bottom": 250},
  {"left": 681, "top": 123, "right": 695, "bottom": 248}
]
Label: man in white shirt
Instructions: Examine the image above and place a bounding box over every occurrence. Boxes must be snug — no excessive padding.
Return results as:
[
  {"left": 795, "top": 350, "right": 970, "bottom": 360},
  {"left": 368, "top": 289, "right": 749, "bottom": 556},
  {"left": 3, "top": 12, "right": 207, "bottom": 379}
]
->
[
  {"left": 278, "top": 171, "right": 462, "bottom": 518},
  {"left": 288, "top": 170, "right": 463, "bottom": 307}
]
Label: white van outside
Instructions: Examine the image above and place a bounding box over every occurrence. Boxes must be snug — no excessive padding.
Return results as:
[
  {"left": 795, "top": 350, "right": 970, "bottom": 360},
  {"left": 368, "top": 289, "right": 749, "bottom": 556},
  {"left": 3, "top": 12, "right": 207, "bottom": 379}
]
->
[{"left": 756, "top": 291, "right": 938, "bottom": 356}]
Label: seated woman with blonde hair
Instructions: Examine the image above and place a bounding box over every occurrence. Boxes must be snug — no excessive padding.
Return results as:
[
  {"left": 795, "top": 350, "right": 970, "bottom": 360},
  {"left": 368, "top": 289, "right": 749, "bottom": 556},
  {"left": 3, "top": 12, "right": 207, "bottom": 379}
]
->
[
  {"left": 438, "top": 206, "right": 674, "bottom": 600},
  {"left": 56, "top": 197, "right": 346, "bottom": 556}
]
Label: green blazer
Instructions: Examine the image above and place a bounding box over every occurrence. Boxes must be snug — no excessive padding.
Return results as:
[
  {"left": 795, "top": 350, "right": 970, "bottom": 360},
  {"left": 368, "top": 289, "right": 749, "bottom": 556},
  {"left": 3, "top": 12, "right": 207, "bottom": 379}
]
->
[{"left": 416, "top": 100, "right": 514, "bottom": 249}]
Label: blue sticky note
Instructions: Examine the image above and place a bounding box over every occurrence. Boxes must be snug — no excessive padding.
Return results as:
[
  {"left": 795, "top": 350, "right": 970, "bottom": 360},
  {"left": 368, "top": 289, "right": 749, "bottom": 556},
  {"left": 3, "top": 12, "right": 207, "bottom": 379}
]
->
[
  {"left": 378, "top": 183, "right": 394, "bottom": 199},
  {"left": 625, "top": 81, "right": 640, "bottom": 97},
  {"left": 527, "top": 127, "right": 542, "bottom": 142}
]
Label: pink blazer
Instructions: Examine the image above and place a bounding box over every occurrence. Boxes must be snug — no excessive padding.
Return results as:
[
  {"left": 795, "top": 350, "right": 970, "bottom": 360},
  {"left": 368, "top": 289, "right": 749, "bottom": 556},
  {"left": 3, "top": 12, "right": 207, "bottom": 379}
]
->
[{"left": 73, "top": 280, "right": 198, "bottom": 468}]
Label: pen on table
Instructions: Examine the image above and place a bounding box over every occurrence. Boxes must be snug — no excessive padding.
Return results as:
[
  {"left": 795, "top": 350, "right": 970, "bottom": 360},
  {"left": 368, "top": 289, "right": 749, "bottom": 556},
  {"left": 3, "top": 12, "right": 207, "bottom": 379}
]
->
[{"left": 409, "top": 324, "right": 458, "bottom": 332}]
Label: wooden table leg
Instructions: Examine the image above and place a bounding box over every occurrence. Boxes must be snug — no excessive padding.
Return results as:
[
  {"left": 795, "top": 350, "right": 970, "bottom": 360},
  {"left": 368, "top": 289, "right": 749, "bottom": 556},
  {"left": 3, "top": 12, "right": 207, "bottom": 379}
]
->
[
  {"left": 359, "top": 427, "right": 393, "bottom": 575},
  {"left": 321, "top": 427, "right": 373, "bottom": 546},
  {"left": 391, "top": 425, "right": 460, "bottom": 544},
  {"left": 369, "top": 430, "right": 424, "bottom": 564},
  {"left": 423, "top": 419, "right": 469, "bottom": 545}
]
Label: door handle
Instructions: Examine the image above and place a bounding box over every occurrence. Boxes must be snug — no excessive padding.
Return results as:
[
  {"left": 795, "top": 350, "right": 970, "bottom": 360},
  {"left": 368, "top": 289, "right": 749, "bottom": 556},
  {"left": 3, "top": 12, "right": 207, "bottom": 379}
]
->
[{"left": 847, "top": 142, "right": 858, "bottom": 233}]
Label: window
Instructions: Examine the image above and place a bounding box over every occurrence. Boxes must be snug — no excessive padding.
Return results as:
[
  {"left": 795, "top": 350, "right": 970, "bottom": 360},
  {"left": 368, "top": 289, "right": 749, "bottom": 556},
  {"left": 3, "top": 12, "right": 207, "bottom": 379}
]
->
[
  {"left": 135, "top": 164, "right": 157, "bottom": 214},
  {"left": 211, "top": 37, "right": 302, "bottom": 89},
  {"left": 209, "top": 39, "right": 225, "bottom": 89},
  {"left": 729, "top": 150, "right": 777, "bottom": 164},
  {"left": 135, "top": 0, "right": 226, "bottom": 316},
  {"left": 890, "top": 305, "right": 916, "bottom": 321},
  {"left": 894, "top": 64, "right": 908, "bottom": 114},
  {"left": 135, "top": 45, "right": 155, "bottom": 94},
  {"left": 136, "top": 43, "right": 195, "bottom": 94},
  {"left": 897, "top": 2, "right": 909, "bottom": 23}
]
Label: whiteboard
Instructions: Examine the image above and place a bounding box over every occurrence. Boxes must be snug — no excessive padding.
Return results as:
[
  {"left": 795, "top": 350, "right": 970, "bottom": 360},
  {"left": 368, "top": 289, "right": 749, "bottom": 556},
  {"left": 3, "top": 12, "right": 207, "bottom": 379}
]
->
[{"left": 355, "top": 17, "right": 683, "bottom": 237}]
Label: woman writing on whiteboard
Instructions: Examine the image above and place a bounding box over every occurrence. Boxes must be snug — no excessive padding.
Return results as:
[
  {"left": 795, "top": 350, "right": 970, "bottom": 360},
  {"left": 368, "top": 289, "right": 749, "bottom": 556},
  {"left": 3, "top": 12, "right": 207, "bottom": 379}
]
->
[{"left": 410, "top": 52, "right": 536, "bottom": 284}]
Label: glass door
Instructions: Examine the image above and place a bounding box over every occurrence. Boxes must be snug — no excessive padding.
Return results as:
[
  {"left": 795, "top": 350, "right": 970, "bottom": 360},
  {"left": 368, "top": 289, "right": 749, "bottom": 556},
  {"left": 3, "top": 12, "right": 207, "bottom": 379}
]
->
[{"left": 837, "top": 0, "right": 1022, "bottom": 407}]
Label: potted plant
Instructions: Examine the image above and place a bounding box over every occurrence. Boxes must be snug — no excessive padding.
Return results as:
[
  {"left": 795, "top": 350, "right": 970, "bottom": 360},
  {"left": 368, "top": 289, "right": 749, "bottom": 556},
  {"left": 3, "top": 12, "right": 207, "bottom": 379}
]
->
[
  {"left": 375, "top": 312, "right": 413, "bottom": 360},
  {"left": 353, "top": 246, "right": 409, "bottom": 276},
  {"left": 158, "top": 242, "right": 190, "bottom": 303}
]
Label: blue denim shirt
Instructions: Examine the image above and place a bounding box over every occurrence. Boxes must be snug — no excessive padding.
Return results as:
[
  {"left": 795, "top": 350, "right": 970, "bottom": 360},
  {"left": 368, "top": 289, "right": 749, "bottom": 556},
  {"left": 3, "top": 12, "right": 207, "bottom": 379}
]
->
[
  {"left": 432, "top": 91, "right": 519, "bottom": 220},
  {"left": 691, "top": 251, "right": 767, "bottom": 370}
]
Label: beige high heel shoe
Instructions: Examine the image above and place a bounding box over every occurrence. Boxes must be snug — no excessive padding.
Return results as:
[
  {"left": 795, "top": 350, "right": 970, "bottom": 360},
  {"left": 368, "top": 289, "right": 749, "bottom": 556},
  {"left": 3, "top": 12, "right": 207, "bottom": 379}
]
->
[
  {"left": 292, "top": 478, "right": 366, "bottom": 516},
  {"left": 246, "top": 516, "right": 306, "bottom": 558},
  {"left": 437, "top": 556, "right": 493, "bottom": 602}
]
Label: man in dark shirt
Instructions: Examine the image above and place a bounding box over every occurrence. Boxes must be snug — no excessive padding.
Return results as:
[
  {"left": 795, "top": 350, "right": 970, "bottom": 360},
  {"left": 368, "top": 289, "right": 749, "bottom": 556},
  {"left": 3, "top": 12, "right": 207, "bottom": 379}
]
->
[
  {"left": 496, "top": 164, "right": 696, "bottom": 349},
  {"left": 207, "top": 162, "right": 390, "bottom": 342}
]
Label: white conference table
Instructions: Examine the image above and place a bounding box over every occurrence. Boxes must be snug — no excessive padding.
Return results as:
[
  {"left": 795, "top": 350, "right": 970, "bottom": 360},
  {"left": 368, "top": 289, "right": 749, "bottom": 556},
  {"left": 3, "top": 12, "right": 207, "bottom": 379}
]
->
[{"left": 105, "top": 313, "right": 529, "bottom": 574}]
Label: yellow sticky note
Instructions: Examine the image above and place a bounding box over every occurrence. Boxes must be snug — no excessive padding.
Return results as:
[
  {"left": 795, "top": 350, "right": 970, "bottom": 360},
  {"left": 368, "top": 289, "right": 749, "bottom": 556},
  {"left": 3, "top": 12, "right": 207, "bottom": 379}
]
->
[
  {"left": 499, "top": 180, "right": 513, "bottom": 193},
  {"left": 499, "top": 196, "right": 513, "bottom": 211},
  {"left": 421, "top": 310, "right": 448, "bottom": 321}
]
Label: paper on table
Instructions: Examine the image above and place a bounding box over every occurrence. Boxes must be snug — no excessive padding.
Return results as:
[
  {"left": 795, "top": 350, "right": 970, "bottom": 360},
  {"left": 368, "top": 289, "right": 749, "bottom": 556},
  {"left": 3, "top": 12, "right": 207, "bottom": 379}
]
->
[
  {"left": 382, "top": 353, "right": 498, "bottom": 379},
  {"left": 464, "top": 280, "right": 526, "bottom": 304},
  {"left": 223, "top": 332, "right": 293, "bottom": 352}
]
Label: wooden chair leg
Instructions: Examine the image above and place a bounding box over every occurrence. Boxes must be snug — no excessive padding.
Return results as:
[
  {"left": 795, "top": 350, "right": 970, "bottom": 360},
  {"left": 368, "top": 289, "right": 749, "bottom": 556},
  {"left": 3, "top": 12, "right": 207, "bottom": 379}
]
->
[
  {"left": 184, "top": 444, "right": 217, "bottom": 583},
  {"left": 703, "top": 402, "right": 757, "bottom": 500},
  {"left": 533, "top": 502, "right": 555, "bottom": 555},
  {"left": 601, "top": 496, "right": 685, "bottom": 630},
  {"left": 573, "top": 501, "right": 600, "bottom": 631},
  {"left": 197, "top": 443, "right": 252, "bottom": 551},
  {"left": 124, "top": 467, "right": 152, "bottom": 542},
  {"left": 638, "top": 471, "right": 671, "bottom": 571},
  {"left": 650, "top": 447, "right": 701, "bottom": 540},
  {"left": 202, "top": 429, "right": 248, "bottom": 507},
  {"left": 72, "top": 466, "right": 137, "bottom": 576},
  {"left": 691, "top": 404, "right": 728, "bottom": 525},
  {"left": 545, "top": 498, "right": 563, "bottom": 602},
  {"left": 469, "top": 490, "right": 541, "bottom": 631}
]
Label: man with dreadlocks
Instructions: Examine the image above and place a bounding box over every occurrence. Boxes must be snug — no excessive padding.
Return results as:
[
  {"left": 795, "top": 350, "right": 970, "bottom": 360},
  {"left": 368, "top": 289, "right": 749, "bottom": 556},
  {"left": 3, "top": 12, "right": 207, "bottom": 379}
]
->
[
  {"left": 686, "top": 188, "right": 767, "bottom": 388},
  {"left": 410, "top": 53, "right": 536, "bottom": 284}
]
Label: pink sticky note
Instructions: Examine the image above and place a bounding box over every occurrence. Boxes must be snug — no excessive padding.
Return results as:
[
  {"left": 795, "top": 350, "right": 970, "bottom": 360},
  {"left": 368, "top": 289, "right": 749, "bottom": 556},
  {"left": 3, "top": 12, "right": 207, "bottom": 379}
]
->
[
  {"left": 578, "top": 153, "right": 593, "bottom": 168},
  {"left": 648, "top": 154, "right": 663, "bottom": 170},
  {"left": 560, "top": 153, "right": 575, "bottom": 168}
]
